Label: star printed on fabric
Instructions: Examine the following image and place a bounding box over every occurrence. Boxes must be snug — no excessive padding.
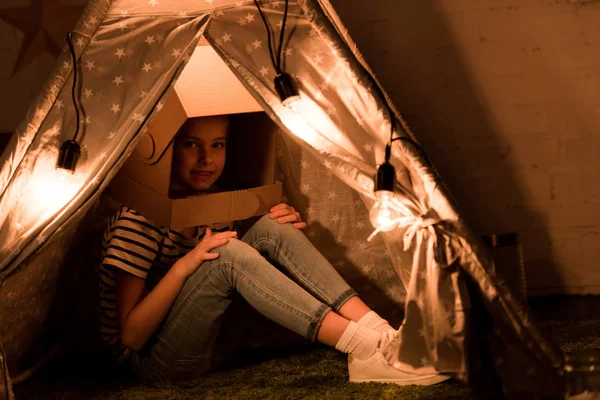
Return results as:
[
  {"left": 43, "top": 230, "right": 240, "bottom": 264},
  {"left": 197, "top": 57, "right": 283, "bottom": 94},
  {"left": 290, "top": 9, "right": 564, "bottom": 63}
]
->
[
  {"left": 221, "top": 32, "right": 232, "bottom": 43},
  {"left": 55, "top": 99, "right": 64, "bottom": 109},
  {"left": 357, "top": 242, "right": 369, "bottom": 252},
  {"left": 363, "top": 142, "right": 373, "bottom": 152},
  {"left": 363, "top": 263, "right": 375, "bottom": 274},
  {"left": 131, "top": 112, "right": 145, "bottom": 123},
  {"left": 215, "top": 10, "right": 224, "bottom": 17},
  {"left": 108, "top": 131, "right": 116, "bottom": 139},
  {"left": 235, "top": 1, "right": 244, "bottom": 5},
  {"left": 115, "top": 48, "right": 126, "bottom": 59},
  {"left": 156, "top": 101, "right": 164, "bottom": 111},
  {"left": 76, "top": 37, "right": 85, "bottom": 47},
  {"left": 0, "top": 0, "right": 86, "bottom": 76},
  {"left": 244, "top": 13, "right": 256, "bottom": 23},
  {"left": 62, "top": 61, "right": 71, "bottom": 70},
  {"left": 300, "top": 159, "right": 308, "bottom": 169},
  {"left": 83, "top": 88, "right": 93, "bottom": 98},
  {"left": 305, "top": 205, "right": 314, "bottom": 215},
  {"left": 259, "top": 66, "right": 269, "bottom": 76},
  {"left": 142, "top": 63, "right": 153, "bottom": 73},
  {"left": 251, "top": 39, "right": 262, "bottom": 49},
  {"left": 420, "top": 356, "right": 429, "bottom": 366},
  {"left": 270, "top": 2, "right": 281, "bottom": 8},
  {"left": 205, "top": 0, "right": 214, "bottom": 4},
  {"left": 331, "top": 213, "right": 341, "bottom": 224},
  {"left": 85, "top": 60, "right": 96, "bottom": 71},
  {"left": 301, "top": 183, "right": 311, "bottom": 192},
  {"left": 81, "top": 116, "right": 92, "bottom": 125},
  {"left": 238, "top": 16, "right": 248, "bottom": 26},
  {"left": 118, "top": 20, "right": 129, "bottom": 31},
  {"left": 171, "top": 48, "right": 182, "bottom": 58},
  {"left": 144, "top": 35, "right": 156, "bottom": 45},
  {"left": 139, "top": 90, "right": 148, "bottom": 99},
  {"left": 327, "top": 191, "right": 338, "bottom": 201},
  {"left": 112, "top": 76, "right": 124, "bottom": 86},
  {"left": 309, "top": 26, "right": 322, "bottom": 37},
  {"left": 87, "top": 16, "right": 98, "bottom": 25},
  {"left": 313, "top": 54, "right": 324, "bottom": 65},
  {"left": 119, "top": 9, "right": 129, "bottom": 16},
  {"left": 284, "top": 47, "right": 293, "bottom": 56},
  {"left": 356, "top": 220, "right": 365, "bottom": 229},
  {"left": 326, "top": 104, "right": 336, "bottom": 116},
  {"left": 110, "top": 104, "right": 121, "bottom": 114},
  {"left": 148, "top": 0, "right": 159, "bottom": 7}
]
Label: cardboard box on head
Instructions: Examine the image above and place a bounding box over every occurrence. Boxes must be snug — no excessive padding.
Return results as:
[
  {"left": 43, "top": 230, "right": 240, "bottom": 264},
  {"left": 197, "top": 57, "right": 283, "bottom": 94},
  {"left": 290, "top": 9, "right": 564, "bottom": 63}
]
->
[{"left": 109, "top": 44, "right": 282, "bottom": 229}]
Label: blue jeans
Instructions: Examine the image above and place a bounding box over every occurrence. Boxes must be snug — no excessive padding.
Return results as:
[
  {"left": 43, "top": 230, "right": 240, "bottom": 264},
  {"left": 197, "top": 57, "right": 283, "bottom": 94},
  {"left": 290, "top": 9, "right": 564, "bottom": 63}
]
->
[{"left": 130, "top": 214, "right": 357, "bottom": 381}]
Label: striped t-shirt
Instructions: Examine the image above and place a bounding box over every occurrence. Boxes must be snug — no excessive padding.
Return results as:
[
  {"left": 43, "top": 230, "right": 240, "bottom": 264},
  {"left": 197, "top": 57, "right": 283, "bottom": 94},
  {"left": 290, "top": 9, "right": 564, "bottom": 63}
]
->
[{"left": 99, "top": 205, "right": 232, "bottom": 362}]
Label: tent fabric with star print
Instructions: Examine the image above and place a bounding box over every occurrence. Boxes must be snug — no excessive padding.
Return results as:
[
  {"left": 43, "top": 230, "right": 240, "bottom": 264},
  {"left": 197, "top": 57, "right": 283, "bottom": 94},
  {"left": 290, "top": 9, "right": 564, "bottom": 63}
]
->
[{"left": 0, "top": 0, "right": 565, "bottom": 398}]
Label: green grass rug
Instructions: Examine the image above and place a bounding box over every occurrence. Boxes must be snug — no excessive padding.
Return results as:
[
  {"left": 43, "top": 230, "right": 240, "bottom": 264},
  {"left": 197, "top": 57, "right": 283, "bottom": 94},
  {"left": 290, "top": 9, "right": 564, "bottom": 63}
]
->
[{"left": 14, "top": 318, "right": 600, "bottom": 399}]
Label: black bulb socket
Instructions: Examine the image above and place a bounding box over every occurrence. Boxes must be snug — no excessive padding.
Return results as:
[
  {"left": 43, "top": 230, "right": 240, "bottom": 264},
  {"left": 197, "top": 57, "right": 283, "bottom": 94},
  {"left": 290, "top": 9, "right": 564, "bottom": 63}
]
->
[
  {"left": 274, "top": 72, "right": 299, "bottom": 104},
  {"left": 375, "top": 161, "right": 395, "bottom": 192},
  {"left": 56, "top": 139, "right": 81, "bottom": 172}
]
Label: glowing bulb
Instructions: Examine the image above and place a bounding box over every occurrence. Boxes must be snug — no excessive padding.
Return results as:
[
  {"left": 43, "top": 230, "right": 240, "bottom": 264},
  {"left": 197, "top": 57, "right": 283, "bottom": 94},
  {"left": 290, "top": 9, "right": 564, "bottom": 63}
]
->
[
  {"left": 22, "top": 153, "right": 84, "bottom": 223},
  {"left": 369, "top": 190, "right": 401, "bottom": 231},
  {"left": 282, "top": 94, "right": 301, "bottom": 109}
]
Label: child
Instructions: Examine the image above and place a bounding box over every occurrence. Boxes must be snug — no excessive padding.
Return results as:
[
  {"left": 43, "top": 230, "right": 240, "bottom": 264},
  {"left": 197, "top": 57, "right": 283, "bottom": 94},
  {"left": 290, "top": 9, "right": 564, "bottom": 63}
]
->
[{"left": 99, "top": 114, "right": 448, "bottom": 385}]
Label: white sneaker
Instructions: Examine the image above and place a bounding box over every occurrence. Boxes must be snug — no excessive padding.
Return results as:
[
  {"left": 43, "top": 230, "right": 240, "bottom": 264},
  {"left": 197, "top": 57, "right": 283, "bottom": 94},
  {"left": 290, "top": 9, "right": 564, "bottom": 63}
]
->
[{"left": 348, "top": 330, "right": 450, "bottom": 386}]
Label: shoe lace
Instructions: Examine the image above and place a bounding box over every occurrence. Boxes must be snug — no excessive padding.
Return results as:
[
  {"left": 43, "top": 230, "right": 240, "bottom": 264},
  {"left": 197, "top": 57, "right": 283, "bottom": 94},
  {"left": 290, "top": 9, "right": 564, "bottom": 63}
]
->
[{"left": 379, "top": 329, "right": 397, "bottom": 349}]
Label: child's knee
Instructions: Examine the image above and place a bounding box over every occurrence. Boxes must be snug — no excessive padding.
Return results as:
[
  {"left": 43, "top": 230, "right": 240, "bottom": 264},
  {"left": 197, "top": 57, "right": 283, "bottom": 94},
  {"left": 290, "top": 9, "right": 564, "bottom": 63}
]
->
[
  {"left": 254, "top": 213, "right": 295, "bottom": 235},
  {"left": 212, "top": 238, "right": 261, "bottom": 262}
]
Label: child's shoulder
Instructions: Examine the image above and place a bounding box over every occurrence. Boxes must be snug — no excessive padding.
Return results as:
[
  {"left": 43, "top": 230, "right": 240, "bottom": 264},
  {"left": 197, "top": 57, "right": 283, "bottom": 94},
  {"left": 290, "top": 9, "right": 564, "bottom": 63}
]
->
[{"left": 109, "top": 205, "right": 164, "bottom": 235}]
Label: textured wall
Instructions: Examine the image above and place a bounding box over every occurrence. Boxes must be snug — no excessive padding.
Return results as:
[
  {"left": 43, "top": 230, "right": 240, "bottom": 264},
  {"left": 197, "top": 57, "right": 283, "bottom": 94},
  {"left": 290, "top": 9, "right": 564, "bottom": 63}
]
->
[
  {"left": 2, "top": 0, "right": 600, "bottom": 294},
  {"left": 329, "top": 0, "right": 600, "bottom": 295}
]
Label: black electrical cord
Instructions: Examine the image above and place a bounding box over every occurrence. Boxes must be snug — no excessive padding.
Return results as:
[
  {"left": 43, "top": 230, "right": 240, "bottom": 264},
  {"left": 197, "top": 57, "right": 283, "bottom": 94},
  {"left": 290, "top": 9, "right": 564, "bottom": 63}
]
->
[
  {"left": 253, "top": 0, "right": 289, "bottom": 75},
  {"left": 66, "top": 32, "right": 80, "bottom": 142},
  {"left": 277, "top": 0, "right": 289, "bottom": 72}
]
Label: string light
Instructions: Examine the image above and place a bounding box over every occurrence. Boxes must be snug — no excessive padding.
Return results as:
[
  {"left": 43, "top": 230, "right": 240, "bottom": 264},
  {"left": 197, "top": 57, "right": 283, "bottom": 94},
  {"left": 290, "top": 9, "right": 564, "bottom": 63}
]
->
[
  {"left": 253, "top": 0, "right": 300, "bottom": 107},
  {"left": 370, "top": 143, "right": 401, "bottom": 231},
  {"left": 56, "top": 31, "right": 81, "bottom": 172}
]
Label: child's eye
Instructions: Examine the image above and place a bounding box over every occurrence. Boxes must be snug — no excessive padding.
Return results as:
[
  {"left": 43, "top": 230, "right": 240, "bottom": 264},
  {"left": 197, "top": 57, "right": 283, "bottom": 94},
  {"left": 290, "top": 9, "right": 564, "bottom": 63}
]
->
[
  {"left": 183, "top": 140, "right": 198, "bottom": 148},
  {"left": 213, "top": 142, "right": 225, "bottom": 149}
]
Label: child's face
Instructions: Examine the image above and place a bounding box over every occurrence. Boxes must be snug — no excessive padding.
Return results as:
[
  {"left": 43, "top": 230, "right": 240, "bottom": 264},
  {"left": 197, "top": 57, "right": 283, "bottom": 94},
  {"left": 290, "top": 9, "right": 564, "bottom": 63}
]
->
[{"left": 171, "top": 116, "right": 228, "bottom": 193}]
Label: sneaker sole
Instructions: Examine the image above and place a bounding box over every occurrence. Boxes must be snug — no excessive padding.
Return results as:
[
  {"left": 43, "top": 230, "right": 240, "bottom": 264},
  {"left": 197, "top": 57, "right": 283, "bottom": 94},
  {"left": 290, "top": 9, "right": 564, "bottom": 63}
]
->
[{"left": 349, "top": 374, "right": 451, "bottom": 386}]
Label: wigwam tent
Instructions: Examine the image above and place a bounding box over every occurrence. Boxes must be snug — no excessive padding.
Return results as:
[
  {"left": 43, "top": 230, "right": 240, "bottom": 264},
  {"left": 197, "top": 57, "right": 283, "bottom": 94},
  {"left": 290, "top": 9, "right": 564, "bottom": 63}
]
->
[{"left": 0, "top": 0, "right": 565, "bottom": 398}]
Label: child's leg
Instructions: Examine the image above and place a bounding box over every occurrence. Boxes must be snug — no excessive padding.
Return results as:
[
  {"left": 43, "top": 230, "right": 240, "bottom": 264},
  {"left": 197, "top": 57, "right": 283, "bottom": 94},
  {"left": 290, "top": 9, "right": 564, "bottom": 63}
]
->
[
  {"left": 242, "top": 215, "right": 394, "bottom": 332},
  {"left": 132, "top": 238, "right": 356, "bottom": 381}
]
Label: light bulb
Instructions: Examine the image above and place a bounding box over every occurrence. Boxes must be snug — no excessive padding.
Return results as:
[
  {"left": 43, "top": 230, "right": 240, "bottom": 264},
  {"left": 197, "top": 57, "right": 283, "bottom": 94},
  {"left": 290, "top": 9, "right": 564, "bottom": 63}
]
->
[{"left": 369, "top": 190, "right": 401, "bottom": 231}]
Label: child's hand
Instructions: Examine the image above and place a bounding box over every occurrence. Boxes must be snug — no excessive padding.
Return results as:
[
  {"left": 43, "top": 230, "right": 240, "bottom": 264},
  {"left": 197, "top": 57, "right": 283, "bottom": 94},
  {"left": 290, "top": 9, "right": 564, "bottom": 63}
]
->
[
  {"left": 175, "top": 228, "right": 237, "bottom": 278},
  {"left": 269, "top": 203, "right": 307, "bottom": 230}
]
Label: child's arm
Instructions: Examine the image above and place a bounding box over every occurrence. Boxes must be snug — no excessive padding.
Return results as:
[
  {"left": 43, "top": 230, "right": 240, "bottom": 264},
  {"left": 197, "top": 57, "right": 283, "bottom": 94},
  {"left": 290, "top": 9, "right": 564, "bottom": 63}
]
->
[{"left": 115, "top": 228, "right": 237, "bottom": 352}]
